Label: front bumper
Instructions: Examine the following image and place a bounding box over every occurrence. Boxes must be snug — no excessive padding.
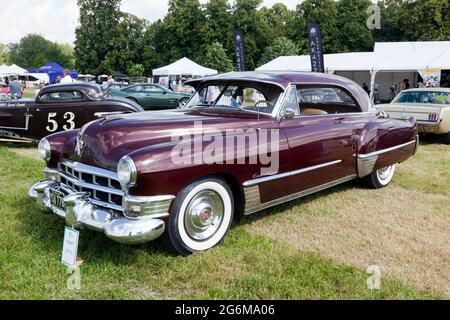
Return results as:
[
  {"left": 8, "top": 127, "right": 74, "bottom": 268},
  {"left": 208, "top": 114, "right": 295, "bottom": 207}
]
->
[{"left": 28, "top": 180, "right": 173, "bottom": 244}]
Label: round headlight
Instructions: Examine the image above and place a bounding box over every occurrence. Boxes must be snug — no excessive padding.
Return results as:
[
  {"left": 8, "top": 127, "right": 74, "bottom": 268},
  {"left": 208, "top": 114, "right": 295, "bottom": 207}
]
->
[
  {"left": 117, "top": 156, "right": 137, "bottom": 189},
  {"left": 38, "top": 139, "right": 51, "bottom": 162}
]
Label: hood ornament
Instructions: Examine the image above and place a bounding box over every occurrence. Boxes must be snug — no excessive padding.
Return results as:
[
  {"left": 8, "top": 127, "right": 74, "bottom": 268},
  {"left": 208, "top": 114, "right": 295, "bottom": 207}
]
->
[{"left": 75, "top": 133, "right": 85, "bottom": 157}]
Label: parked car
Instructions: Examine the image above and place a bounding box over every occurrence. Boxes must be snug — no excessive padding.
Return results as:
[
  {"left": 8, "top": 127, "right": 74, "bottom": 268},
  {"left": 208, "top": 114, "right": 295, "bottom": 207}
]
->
[
  {"left": 0, "top": 82, "right": 10, "bottom": 99},
  {"left": 29, "top": 72, "right": 418, "bottom": 255},
  {"left": 0, "top": 83, "right": 143, "bottom": 142},
  {"left": 109, "top": 83, "right": 191, "bottom": 110},
  {"left": 101, "top": 82, "right": 130, "bottom": 95},
  {"left": 377, "top": 88, "right": 450, "bottom": 144}
]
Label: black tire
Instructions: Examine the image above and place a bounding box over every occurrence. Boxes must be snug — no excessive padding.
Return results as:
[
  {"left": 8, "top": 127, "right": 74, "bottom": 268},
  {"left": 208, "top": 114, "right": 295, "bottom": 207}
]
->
[
  {"left": 166, "top": 177, "right": 234, "bottom": 256},
  {"left": 443, "top": 131, "right": 450, "bottom": 145},
  {"left": 362, "top": 164, "right": 396, "bottom": 189},
  {"left": 178, "top": 97, "right": 190, "bottom": 109}
]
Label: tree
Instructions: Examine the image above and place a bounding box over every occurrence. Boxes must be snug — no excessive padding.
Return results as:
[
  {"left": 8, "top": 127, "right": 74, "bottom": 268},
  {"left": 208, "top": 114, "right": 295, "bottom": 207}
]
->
[
  {"left": 336, "top": 0, "right": 374, "bottom": 52},
  {"left": 260, "top": 3, "right": 297, "bottom": 42},
  {"left": 163, "top": 0, "right": 205, "bottom": 62},
  {"left": 142, "top": 20, "right": 169, "bottom": 75},
  {"left": 128, "top": 64, "right": 145, "bottom": 77},
  {"left": 59, "top": 44, "right": 75, "bottom": 69},
  {"left": 294, "top": 0, "right": 341, "bottom": 54},
  {"left": 8, "top": 34, "right": 73, "bottom": 69},
  {"left": 232, "top": 0, "right": 269, "bottom": 70},
  {"left": 99, "top": 13, "right": 146, "bottom": 74},
  {"left": 199, "top": 42, "right": 234, "bottom": 72},
  {"left": 200, "top": 0, "right": 234, "bottom": 61},
  {"left": 74, "top": 0, "right": 122, "bottom": 74},
  {"left": 259, "top": 37, "right": 299, "bottom": 66},
  {"left": 400, "top": 0, "right": 450, "bottom": 41},
  {"left": 374, "top": 0, "right": 407, "bottom": 42},
  {"left": 0, "top": 44, "right": 9, "bottom": 65}
]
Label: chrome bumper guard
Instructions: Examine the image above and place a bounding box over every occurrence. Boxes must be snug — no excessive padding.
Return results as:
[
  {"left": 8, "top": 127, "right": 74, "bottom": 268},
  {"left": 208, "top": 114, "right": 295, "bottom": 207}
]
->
[{"left": 28, "top": 180, "right": 174, "bottom": 245}]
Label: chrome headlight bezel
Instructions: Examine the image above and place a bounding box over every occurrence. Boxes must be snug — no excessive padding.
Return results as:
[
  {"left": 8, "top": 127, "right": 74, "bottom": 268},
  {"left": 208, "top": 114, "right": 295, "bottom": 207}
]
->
[
  {"left": 38, "top": 138, "right": 51, "bottom": 162},
  {"left": 117, "top": 156, "right": 137, "bottom": 190}
]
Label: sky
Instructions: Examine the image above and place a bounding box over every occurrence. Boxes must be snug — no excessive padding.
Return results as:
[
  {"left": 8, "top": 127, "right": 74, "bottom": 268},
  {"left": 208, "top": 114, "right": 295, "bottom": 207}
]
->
[{"left": 0, "top": 0, "right": 300, "bottom": 45}]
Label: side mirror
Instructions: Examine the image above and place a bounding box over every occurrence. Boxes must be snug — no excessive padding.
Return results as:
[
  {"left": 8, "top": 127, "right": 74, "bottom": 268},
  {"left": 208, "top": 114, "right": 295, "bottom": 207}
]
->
[{"left": 283, "top": 108, "right": 296, "bottom": 120}]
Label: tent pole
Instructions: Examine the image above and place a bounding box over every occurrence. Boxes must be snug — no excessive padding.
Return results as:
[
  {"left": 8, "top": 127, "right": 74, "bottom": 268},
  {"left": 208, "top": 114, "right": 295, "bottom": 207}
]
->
[{"left": 369, "top": 70, "right": 378, "bottom": 103}]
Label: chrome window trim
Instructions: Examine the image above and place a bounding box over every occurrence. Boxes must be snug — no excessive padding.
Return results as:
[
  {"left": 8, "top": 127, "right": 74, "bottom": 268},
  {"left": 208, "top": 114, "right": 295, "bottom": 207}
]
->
[
  {"left": 243, "top": 160, "right": 342, "bottom": 187},
  {"left": 358, "top": 140, "right": 416, "bottom": 159}
]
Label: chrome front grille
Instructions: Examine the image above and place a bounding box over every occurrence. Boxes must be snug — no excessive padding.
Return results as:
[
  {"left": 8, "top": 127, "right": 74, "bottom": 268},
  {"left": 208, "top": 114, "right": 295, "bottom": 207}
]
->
[{"left": 57, "top": 160, "right": 124, "bottom": 212}]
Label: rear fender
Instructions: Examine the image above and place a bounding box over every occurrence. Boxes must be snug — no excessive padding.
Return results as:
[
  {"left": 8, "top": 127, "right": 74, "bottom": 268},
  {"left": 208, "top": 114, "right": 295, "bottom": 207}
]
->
[{"left": 357, "top": 116, "right": 418, "bottom": 177}]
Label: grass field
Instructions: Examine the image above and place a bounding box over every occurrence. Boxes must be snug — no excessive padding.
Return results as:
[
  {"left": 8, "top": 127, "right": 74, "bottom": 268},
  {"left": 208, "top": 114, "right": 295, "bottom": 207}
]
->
[{"left": 0, "top": 140, "right": 448, "bottom": 300}]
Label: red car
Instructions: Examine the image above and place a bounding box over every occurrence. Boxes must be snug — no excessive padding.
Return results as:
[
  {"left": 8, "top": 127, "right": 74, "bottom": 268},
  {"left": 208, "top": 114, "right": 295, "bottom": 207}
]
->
[
  {"left": 0, "top": 82, "right": 10, "bottom": 96},
  {"left": 29, "top": 72, "right": 419, "bottom": 255}
]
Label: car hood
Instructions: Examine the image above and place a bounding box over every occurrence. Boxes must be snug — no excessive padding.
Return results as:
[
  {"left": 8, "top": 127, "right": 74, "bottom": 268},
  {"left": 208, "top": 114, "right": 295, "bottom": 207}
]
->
[{"left": 72, "top": 108, "right": 271, "bottom": 170}]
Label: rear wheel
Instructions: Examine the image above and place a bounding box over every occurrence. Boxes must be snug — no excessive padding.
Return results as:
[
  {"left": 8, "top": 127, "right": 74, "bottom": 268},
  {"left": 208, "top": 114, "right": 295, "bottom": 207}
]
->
[
  {"left": 127, "top": 97, "right": 138, "bottom": 104},
  {"left": 178, "top": 97, "right": 190, "bottom": 109},
  {"left": 166, "top": 177, "right": 234, "bottom": 256},
  {"left": 362, "top": 164, "right": 396, "bottom": 189},
  {"left": 443, "top": 131, "right": 450, "bottom": 145}
]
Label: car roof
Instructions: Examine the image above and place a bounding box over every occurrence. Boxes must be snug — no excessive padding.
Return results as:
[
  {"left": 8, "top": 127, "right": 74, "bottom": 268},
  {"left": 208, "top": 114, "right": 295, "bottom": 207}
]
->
[
  {"left": 402, "top": 88, "right": 450, "bottom": 93},
  {"left": 186, "top": 71, "right": 359, "bottom": 90}
]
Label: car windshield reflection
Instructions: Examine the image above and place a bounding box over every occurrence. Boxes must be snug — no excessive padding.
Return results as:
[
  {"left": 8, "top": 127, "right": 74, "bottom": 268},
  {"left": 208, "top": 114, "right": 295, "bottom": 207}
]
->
[{"left": 185, "top": 82, "right": 283, "bottom": 115}]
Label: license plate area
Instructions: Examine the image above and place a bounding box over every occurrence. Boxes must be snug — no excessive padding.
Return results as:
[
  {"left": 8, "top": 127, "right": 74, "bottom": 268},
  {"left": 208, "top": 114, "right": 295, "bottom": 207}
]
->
[{"left": 50, "top": 187, "right": 66, "bottom": 209}]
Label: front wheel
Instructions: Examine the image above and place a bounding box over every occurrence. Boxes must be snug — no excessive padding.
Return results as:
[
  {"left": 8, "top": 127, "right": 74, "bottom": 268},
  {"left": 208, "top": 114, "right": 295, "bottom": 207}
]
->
[
  {"left": 362, "top": 164, "right": 396, "bottom": 189},
  {"left": 166, "top": 178, "right": 234, "bottom": 255}
]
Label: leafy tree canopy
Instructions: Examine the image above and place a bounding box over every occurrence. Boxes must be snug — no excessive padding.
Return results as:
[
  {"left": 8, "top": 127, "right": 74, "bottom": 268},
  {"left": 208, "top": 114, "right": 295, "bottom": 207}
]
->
[{"left": 8, "top": 34, "right": 73, "bottom": 70}]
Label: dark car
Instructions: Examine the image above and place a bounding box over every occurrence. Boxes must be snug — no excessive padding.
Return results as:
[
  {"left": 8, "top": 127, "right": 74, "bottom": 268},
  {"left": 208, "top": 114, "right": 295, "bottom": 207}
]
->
[
  {"left": 0, "top": 83, "right": 143, "bottom": 142},
  {"left": 110, "top": 83, "right": 191, "bottom": 110},
  {"left": 29, "top": 72, "right": 418, "bottom": 255}
]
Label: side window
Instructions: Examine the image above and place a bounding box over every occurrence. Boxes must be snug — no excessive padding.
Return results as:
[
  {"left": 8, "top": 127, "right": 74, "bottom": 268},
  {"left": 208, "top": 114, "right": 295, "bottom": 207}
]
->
[
  {"left": 297, "top": 86, "right": 361, "bottom": 115},
  {"left": 40, "top": 91, "right": 83, "bottom": 101},
  {"left": 281, "top": 85, "right": 300, "bottom": 116},
  {"left": 143, "top": 86, "right": 164, "bottom": 94}
]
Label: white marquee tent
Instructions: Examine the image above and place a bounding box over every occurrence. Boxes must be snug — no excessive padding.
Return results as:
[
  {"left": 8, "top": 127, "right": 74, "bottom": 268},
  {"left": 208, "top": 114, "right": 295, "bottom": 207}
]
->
[
  {"left": 257, "top": 41, "right": 450, "bottom": 101},
  {"left": 0, "top": 64, "right": 27, "bottom": 75},
  {"left": 153, "top": 57, "right": 218, "bottom": 77}
]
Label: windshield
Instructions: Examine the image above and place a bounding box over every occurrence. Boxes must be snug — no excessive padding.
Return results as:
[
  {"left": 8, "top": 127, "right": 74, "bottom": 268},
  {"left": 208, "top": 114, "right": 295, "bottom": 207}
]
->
[
  {"left": 393, "top": 91, "right": 450, "bottom": 105},
  {"left": 185, "top": 82, "right": 283, "bottom": 115}
]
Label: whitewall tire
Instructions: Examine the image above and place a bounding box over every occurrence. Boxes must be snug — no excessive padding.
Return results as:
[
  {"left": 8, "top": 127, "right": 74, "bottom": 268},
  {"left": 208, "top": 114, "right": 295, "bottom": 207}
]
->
[
  {"left": 362, "top": 164, "right": 396, "bottom": 189},
  {"left": 167, "top": 178, "right": 234, "bottom": 255}
]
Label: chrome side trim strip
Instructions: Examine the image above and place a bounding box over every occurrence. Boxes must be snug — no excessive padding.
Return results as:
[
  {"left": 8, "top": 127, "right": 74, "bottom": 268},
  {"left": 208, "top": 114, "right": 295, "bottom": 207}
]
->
[
  {"left": 243, "top": 160, "right": 342, "bottom": 187},
  {"left": 358, "top": 140, "right": 416, "bottom": 160},
  {"left": 244, "top": 174, "right": 357, "bottom": 215}
]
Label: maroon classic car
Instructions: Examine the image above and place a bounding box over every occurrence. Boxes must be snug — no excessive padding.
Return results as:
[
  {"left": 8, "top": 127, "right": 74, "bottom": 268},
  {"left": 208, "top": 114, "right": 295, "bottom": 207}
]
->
[
  {"left": 0, "top": 83, "right": 143, "bottom": 142},
  {"left": 29, "top": 72, "right": 419, "bottom": 255}
]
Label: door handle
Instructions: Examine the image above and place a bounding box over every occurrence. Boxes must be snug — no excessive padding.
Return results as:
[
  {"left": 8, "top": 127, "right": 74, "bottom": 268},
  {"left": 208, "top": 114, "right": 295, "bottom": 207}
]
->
[{"left": 334, "top": 116, "right": 345, "bottom": 123}]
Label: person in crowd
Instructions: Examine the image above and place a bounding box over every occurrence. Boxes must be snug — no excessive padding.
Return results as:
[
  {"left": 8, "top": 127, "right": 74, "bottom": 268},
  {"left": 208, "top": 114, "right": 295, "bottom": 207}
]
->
[
  {"left": 5, "top": 77, "right": 9, "bottom": 86},
  {"left": 362, "top": 82, "right": 370, "bottom": 95},
  {"left": 401, "top": 79, "right": 410, "bottom": 91},
  {"left": 107, "top": 75, "right": 114, "bottom": 84},
  {"left": 8, "top": 78, "right": 22, "bottom": 98},
  {"left": 231, "top": 87, "right": 244, "bottom": 108},
  {"left": 425, "top": 80, "right": 434, "bottom": 88},
  {"left": 56, "top": 75, "right": 62, "bottom": 84},
  {"left": 60, "top": 69, "right": 75, "bottom": 84}
]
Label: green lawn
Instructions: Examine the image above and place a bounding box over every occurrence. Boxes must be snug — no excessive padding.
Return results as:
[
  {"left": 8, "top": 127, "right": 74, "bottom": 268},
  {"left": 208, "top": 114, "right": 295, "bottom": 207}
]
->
[{"left": 0, "top": 143, "right": 447, "bottom": 300}]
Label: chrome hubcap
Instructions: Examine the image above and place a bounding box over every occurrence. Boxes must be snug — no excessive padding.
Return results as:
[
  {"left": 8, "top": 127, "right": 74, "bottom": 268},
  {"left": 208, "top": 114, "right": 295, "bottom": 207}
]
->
[
  {"left": 184, "top": 190, "right": 224, "bottom": 241},
  {"left": 377, "top": 165, "right": 393, "bottom": 181}
]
